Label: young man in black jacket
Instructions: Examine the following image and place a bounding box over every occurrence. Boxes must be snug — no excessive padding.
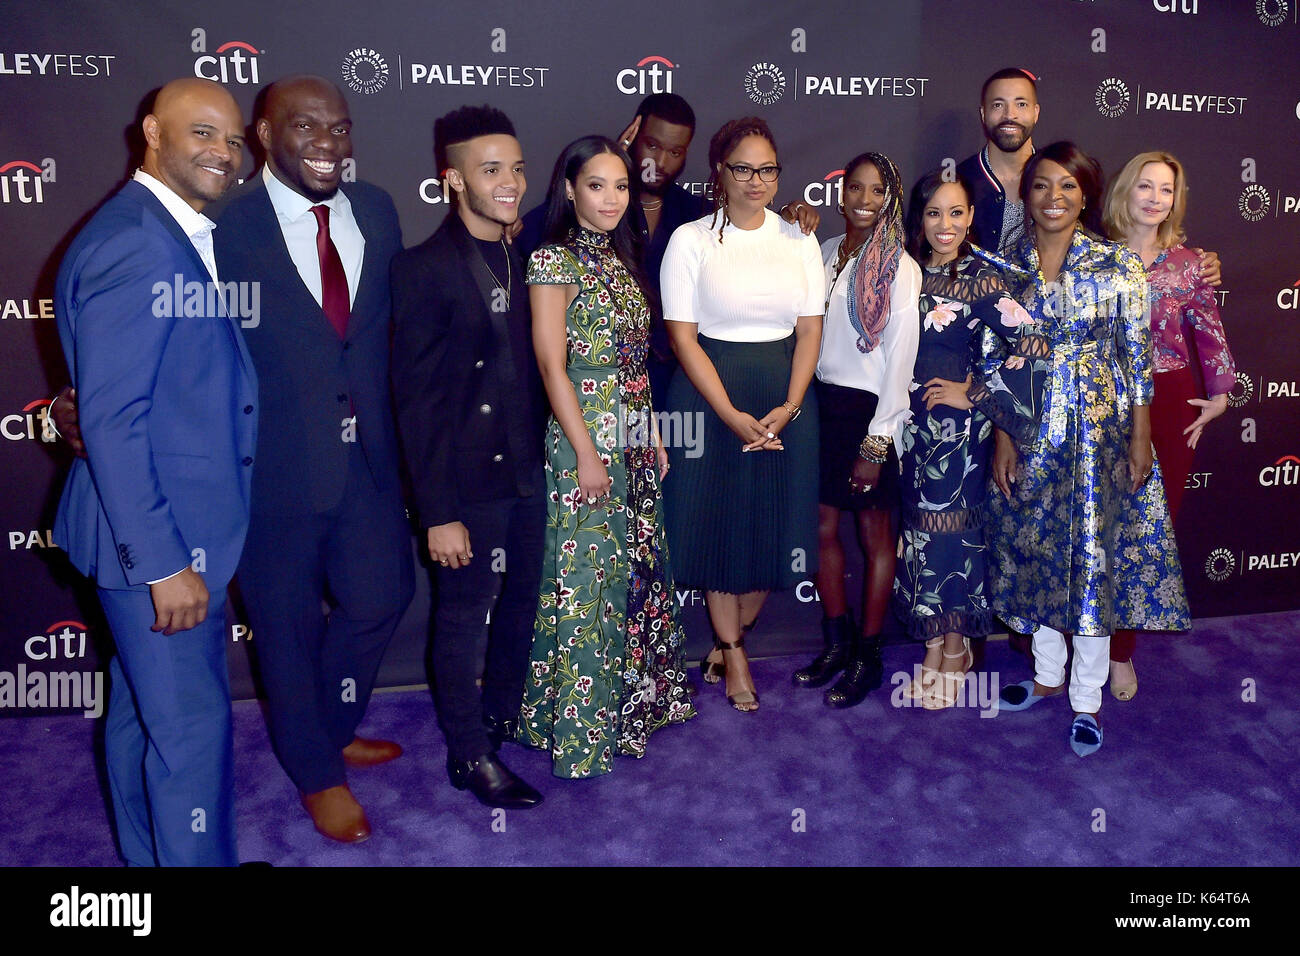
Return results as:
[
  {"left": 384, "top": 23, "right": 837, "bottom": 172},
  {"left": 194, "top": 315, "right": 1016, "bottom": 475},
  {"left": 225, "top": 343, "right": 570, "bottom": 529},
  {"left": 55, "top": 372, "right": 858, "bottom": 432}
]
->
[{"left": 390, "top": 106, "right": 546, "bottom": 809}]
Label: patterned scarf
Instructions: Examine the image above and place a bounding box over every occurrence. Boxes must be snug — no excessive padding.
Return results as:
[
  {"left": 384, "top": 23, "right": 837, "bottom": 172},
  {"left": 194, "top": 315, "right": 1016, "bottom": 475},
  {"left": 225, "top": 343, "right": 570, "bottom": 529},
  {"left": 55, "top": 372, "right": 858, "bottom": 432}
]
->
[{"left": 846, "top": 153, "right": 905, "bottom": 354}]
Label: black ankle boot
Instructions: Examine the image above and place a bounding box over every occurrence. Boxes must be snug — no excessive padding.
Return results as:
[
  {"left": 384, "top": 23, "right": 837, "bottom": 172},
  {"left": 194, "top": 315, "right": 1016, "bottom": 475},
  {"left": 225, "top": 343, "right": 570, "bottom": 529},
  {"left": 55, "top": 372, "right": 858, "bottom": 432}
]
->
[
  {"left": 793, "top": 614, "right": 853, "bottom": 688},
  {"left": 823, "top": 632, "right": 884, "bottom": 708}
]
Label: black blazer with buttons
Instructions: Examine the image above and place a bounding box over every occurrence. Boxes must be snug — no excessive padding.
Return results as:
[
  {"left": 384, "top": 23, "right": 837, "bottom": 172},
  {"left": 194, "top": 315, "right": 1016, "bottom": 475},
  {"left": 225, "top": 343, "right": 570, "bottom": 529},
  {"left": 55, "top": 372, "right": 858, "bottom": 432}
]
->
[
  {"left": 212, "top": 176, "right": 405, "bottom": 516},
  {"left": 390, "top": 213, "right": 545, "bottom": 530}
]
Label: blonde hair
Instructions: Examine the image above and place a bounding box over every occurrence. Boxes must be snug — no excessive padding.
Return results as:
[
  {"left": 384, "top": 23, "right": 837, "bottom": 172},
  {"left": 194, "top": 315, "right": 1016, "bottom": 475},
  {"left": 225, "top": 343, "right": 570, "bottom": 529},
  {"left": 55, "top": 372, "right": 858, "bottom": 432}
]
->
[{"left": 1103, "top": 151, "right": 1187, "bottom": 248}]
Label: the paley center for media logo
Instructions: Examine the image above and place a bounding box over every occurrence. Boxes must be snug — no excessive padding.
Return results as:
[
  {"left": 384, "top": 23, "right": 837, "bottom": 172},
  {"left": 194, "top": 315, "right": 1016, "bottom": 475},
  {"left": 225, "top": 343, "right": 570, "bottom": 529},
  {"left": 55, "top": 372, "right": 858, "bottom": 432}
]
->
[{"left": 341, "top": 47, "right": 390, "bottom": 95}]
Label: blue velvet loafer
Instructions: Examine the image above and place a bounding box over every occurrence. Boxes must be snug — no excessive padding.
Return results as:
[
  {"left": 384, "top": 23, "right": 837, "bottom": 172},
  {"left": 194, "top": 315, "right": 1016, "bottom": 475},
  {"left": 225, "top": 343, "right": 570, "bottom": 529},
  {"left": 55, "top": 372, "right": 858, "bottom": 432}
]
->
[
  {"left": 1069, "top": 714, "right": 1103, "bottom": 757},
  {"left": 998, "top": 680, "right": 1053, "bottom": 713}
]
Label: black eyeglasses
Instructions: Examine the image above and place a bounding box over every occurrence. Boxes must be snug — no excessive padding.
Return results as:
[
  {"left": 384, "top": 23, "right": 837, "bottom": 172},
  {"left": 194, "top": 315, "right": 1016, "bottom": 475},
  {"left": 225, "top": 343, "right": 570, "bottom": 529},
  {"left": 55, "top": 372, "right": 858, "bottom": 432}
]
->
[{"left": 724, "top": 163, "right": 782, "bottom": 183}]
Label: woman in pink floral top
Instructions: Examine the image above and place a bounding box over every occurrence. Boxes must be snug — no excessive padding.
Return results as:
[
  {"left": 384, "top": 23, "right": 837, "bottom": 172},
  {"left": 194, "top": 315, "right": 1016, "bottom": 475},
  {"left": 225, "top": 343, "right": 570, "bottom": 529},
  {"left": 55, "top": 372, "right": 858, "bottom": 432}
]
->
[{"left": 1102, "top": 150, "right": 1236, "bottom": 701}]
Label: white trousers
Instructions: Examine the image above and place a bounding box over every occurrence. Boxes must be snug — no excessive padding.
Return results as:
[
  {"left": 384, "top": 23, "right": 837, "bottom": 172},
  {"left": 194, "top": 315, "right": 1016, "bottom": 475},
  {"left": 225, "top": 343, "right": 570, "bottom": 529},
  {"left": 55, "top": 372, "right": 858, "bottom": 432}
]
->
[{"left": 1032, "top": 625, "right": 1110, "bottom": 714}]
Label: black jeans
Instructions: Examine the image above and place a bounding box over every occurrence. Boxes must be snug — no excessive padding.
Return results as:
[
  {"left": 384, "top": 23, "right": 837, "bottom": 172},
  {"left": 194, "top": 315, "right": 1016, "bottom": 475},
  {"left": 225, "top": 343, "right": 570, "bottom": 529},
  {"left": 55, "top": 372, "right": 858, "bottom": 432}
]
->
[{"left": 431, "top": 490, "right": 546, "bottom": 762}]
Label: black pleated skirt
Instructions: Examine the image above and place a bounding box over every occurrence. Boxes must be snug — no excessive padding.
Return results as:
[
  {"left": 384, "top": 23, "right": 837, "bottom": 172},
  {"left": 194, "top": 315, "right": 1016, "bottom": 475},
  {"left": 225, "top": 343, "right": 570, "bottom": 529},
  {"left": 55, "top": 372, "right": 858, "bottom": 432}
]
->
[{"left": 663, "top": 334, "right": 819, "bottom": 594}]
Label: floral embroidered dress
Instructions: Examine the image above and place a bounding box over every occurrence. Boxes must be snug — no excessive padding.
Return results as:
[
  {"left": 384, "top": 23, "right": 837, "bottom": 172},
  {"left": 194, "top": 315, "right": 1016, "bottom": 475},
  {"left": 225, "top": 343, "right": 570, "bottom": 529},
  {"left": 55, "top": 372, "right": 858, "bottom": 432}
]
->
[
  {"left": 978, "top": 231, "right": 1190, "bottom": 636},
  {"left": 520, "top": 228, "right": 695, "bottom": 778},
  {"left": 893, "top": 255, "right": 1048, "bottom": 638},
  {"left": 1147, "top": 244, "right": 1235, "bottom": 394}
]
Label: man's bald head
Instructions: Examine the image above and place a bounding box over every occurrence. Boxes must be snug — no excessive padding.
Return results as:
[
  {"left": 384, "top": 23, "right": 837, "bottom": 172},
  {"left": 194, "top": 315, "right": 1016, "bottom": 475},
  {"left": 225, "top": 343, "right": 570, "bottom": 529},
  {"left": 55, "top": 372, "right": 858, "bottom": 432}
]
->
[
  {"left": 257, "top": 74, "right": 352, "bottom": 202},
  {"left": 141, "top": 77, "right": 244, "bottom": 211}
]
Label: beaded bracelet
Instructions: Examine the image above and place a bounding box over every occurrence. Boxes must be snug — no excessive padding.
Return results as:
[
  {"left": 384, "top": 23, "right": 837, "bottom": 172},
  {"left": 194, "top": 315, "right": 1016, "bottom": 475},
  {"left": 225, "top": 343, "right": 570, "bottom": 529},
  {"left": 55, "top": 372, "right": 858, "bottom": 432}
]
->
[{"left": 858, "top": 434, "right": 889, "bottom": 463}]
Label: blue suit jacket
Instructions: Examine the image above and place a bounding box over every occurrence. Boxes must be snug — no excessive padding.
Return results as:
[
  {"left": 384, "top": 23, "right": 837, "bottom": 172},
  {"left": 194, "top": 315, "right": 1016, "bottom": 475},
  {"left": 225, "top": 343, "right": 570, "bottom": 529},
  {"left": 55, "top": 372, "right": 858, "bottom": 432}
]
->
[
  {"left": 212, "top": 177, "right": 403, "bottom": 516},
  {"left": 53, "top": 180, "right": 258, "bottom": 592}
]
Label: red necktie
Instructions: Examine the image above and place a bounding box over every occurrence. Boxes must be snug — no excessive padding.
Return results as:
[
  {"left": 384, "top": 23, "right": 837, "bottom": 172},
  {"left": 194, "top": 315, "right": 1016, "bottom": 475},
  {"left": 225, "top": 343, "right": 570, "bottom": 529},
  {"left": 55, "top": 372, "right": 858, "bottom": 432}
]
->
[{"left": 311, "top": 204, "right": 350, "bottom": 339}]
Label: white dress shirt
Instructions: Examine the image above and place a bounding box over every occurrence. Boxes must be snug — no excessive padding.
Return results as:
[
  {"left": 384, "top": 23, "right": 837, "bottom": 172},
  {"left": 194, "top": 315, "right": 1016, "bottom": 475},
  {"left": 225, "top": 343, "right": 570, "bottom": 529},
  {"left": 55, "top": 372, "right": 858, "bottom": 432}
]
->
[
  {"left": 815, "top": 234, "right": 921, "bottom": 452},
  {"left": 131, "top": 169, "right": 220, "bottom": 584},
  {"left": 261, "top": 165, "right": 364, "bottom": 308},
  {"left": 132, "top": 168, "right": 219, "bottom": 283}
]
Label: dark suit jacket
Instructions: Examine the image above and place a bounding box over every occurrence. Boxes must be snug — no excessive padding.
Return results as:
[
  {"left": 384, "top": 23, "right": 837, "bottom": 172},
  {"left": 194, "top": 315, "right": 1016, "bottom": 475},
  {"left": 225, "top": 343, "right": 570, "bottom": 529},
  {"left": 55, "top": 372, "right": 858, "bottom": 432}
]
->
[
  {"left": 53, "top": 181, "right": 258, "bottom": 590},
  {"left": 213, "top": 177, "right": 404, "bottom": 516},
  {"left": 390, "top": 213, "right": 545, "bottom": 529}
]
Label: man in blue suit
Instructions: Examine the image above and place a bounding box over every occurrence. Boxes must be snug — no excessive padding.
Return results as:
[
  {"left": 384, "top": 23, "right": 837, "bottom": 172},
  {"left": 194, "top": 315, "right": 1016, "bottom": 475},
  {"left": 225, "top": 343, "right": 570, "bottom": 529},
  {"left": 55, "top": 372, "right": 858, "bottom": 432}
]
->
[
  {"left": 215, "top": 75, "right": 414, "bottom": 843},
  {"left": 53, "top": 77, "right": 256, "bottom": 867}
]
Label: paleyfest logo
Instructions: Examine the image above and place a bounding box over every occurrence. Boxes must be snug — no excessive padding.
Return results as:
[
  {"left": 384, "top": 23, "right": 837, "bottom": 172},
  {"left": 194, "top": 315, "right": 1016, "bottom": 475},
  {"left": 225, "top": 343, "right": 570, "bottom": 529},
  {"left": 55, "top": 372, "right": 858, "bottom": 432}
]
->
[
  {"left": 1095, "top": 78, "right": 1131, "bottom": 117},
  {"left": 745, "top": 62, "right": 786, "bottom": 105},
  {"left": 1239, "top": 184, "right": 1271, "bottom": 221},
  {"left": 341, "top": 47, "right": 389, "bottom": 95}
]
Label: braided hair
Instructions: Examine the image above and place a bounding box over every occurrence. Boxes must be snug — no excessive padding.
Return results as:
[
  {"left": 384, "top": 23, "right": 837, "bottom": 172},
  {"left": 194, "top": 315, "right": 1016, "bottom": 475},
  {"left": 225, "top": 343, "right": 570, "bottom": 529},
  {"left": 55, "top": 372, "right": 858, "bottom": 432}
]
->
[
  {"left": 843, "top": 152, "right": 905, "bottom": 353},
  {"left": 706, "top": 116, "right": 777, "bottom": 243}
]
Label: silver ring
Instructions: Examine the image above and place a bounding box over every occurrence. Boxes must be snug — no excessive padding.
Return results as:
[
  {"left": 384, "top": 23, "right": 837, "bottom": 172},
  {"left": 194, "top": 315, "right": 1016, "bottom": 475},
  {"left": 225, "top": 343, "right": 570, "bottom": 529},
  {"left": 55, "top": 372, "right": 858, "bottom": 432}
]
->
[
  {"left": 587, "top": 496, "right": 597, "bottom": 504},
  {"left": 767, "top": 431, "right": 775, "bottom": 439}
]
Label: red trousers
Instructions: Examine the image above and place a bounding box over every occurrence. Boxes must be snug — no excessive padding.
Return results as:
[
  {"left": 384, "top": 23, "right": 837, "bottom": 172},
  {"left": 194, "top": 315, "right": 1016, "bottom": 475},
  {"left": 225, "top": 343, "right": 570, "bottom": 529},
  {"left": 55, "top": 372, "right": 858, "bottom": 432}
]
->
[{"left": 1112, "top": 366, "right": 1198, "bottom": 660}]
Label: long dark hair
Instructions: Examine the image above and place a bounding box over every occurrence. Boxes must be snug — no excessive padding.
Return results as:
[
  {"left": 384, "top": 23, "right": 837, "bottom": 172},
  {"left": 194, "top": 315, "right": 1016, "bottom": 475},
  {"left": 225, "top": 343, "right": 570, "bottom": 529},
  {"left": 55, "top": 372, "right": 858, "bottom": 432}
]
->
[
  {"left": 706, "top": 116, "right": 777, "bottom": 242},
  {"left": 1019, "top": 140, "right": 1105, "bottom": 237},
  {"left": 541, "top": 135, "right": 647, "bottom": 289},
  {"left": 906, "top": 169, "right": 978, "bottom": 275}
]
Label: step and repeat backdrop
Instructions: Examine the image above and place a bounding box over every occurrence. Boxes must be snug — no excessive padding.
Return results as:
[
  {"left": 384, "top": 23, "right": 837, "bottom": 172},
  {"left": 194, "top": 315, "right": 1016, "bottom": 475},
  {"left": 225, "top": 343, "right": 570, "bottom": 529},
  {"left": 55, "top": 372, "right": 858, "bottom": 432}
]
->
[{"left": 2, "top": 0, "right": 1297, "bottom": 714}]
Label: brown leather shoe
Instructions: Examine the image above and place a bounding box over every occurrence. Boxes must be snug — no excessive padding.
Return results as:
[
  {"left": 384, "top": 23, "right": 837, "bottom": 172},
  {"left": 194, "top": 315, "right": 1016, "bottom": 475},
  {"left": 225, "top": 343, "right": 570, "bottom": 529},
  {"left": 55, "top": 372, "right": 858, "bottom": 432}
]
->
[
  {"left": 342, "top": 736, "right": 403, "bottom": 768},
  {"left": 300, "top": 785, "right": 371, "bottom": 844}
]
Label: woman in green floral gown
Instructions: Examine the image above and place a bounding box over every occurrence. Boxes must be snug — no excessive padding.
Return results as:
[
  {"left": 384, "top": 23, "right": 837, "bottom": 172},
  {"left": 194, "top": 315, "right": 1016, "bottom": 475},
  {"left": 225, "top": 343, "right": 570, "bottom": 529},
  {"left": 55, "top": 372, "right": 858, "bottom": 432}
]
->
[{"left": 520, "top": 136, "right": 695, "bottom": 778}]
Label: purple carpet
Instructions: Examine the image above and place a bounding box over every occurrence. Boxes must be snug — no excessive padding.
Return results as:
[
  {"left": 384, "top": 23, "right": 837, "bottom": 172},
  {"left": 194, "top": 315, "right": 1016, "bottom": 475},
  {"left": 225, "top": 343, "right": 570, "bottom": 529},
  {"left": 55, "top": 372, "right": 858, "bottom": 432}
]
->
[{"left": 2, "top": 612, "right": 1296, "bottom": 866}]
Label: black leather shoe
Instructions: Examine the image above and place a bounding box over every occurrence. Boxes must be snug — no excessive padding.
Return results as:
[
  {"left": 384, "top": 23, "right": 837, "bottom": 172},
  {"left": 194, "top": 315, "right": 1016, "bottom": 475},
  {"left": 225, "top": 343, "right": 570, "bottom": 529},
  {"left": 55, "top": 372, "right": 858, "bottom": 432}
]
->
[
  {"left": 793, "top": 614, "right": 853, "bottom": 688},
  {"left": 448, "top": 753, "right": 543, "bottom": 809},
  {"left": 484, "top": 714, "right": 520, "bottom": 751},
  {"left": 824, "top": 634, "right": 884, "bottom": 708}
]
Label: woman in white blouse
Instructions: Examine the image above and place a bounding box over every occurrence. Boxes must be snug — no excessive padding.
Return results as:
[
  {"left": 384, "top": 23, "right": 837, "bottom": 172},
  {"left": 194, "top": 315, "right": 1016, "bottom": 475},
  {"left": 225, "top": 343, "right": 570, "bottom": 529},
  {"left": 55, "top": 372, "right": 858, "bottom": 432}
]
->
[
  {"left": 659, "top": 117, "right": 825, "bottom": 713},
  {"left": 790, "top": 153, "right": 920, "bottom": 709}
]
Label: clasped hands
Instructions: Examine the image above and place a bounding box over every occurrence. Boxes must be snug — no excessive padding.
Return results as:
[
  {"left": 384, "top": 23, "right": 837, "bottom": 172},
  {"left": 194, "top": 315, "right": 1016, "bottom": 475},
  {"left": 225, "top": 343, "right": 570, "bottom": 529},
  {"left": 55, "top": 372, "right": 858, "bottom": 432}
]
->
[{"left": 727, "top": 404, "right": 793, "bottom": 452}]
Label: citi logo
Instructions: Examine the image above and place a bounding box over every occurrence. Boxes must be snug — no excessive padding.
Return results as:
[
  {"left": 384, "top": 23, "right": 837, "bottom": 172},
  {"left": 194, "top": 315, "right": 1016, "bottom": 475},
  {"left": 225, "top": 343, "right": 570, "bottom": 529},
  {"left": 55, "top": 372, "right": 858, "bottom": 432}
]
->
[
  {"left": 1239, "top": 184, "right": 1271, "bottom": 221},
  {"left": 1277, "top": 279, "right": 1300, "bottom": 309},
  {"left": 1258, "top": 454, "right": 1300, "bottom": 487},
  {"left": 26, "top": 620, "right": 88, "bottom": 661},
  {"left": 1, "top": 159, "right": 53, "bottom": 203},
  {"left": 616, "top": 55, "right": 675, "bottom": 95},
  {"left": 1095, "top": 78, "right": 1131, "bottom": 117},
  {"left": 418, "top": 169, "right": 452, "bottom": 205},
  {"left": 1257, "top": 0, "right": 1289, "bottom": 27},
  {"left": 191, "top": 29, "right": 261, "bottom": 85},
  {"left": 802, "top": 169, "right": 845, "bottom": 207},
  {"left": 1, "top": 398, "right": 55, "bottom": 442},
  {"left": 1153, "top": 0, "right": 1198, "bottom": 11}
]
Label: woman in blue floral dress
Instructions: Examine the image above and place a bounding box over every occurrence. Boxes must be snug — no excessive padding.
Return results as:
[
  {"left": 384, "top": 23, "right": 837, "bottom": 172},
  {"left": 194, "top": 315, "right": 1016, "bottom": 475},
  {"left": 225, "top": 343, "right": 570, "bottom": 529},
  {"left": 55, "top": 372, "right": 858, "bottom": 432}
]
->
[
  {"left": 893, "top": 170, "right": 1047, "bottom": 709},
  {"left": 982, "top": 142, "right": 1189, "bottom": 757},
  {"left": 521, "top": 136, "right": 695, "bottom": 778}
]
